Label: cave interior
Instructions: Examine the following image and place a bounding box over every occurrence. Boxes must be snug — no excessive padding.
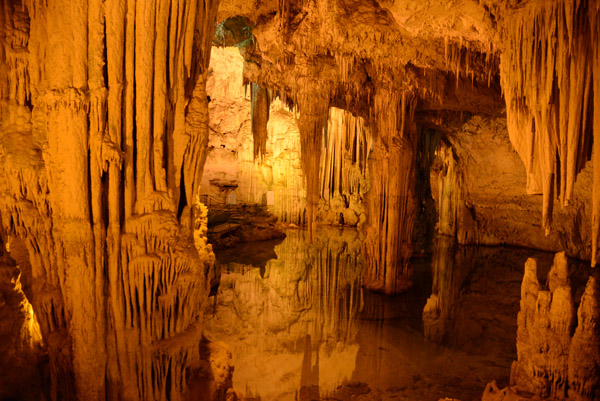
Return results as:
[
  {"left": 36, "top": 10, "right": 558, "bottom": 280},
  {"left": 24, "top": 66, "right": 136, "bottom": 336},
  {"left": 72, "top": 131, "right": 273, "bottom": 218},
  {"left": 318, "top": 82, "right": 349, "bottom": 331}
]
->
[{"left": 0, "top": 0, "right": 600, "bottom": 400}]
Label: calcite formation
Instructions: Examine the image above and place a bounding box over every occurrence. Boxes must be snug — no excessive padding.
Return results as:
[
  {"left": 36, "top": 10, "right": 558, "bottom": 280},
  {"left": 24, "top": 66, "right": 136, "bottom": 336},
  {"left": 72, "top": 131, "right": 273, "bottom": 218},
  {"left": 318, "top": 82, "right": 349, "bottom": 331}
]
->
[
  {"left": 363, "top": 87, "right": 418, "bottom": 294},
  {"left": 498, "top": 1, "right": 600, "bottom": 265},
  {"left": 0, "top": 244, "right": 44, "bottom": 401},
  {"left": 1, "top": 0, "right": 600, "bottom": 398},
  {"left": 432, "top": 115, "right": 594, "bottom": 260},
  {"left": 0, "top": 0, "right": 221, "bottom": 399},
  {"left": 486, "top": 253, "right": 600, "bottom": 401},
  {"left": 227, "top": 0, "right": 504, "bottom": 293},
  {"left": 212, "top": 0, "right": 600, "bottom": 294},
  {"left": 203, "top": 48, "right": 370, "bottom": 228}
]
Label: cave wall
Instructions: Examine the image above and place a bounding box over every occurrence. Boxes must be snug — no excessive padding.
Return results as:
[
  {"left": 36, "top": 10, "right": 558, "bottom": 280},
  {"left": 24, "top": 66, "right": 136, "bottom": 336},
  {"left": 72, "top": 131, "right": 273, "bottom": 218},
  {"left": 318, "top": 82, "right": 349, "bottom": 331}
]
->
[
  {"left": 1, "top": 0, "right": 599, "bottom": 397},
  {"left": 433, "top": 115, "right": 593, "bottom": 260},
  {"left": 0, "top": 245, "right": 44, "bottom": 401},
  {"left": 0, "top": 0, "right": 221, "bottom": 399},
  {"left": 203, "top": 46, "right": 370, "bottom": 227},
  {"left": 214, "top": 0, "right": 600, "bottom": 293},
  {"left": 498, "top": 1, "right": 600, "bottom": 265}
]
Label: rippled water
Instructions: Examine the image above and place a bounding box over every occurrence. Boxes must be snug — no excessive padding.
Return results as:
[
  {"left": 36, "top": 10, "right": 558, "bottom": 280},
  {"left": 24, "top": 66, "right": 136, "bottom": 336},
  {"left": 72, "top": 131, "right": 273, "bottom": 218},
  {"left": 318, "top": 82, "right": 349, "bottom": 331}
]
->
[{"left": 204, "top": 228, "right": 590, "bottom": 401}]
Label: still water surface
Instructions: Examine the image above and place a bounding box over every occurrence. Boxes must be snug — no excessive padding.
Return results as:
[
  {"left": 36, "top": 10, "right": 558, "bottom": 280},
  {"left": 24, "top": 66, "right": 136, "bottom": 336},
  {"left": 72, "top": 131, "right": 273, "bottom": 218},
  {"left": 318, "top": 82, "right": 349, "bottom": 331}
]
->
[{"left": 205, "top": 228, "right": 589, "bottom": 401}]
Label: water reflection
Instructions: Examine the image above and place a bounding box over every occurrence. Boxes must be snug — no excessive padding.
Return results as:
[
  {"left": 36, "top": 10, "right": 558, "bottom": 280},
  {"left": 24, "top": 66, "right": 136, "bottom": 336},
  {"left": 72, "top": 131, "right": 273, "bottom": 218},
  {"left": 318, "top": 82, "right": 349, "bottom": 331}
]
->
[
  {"left": 205, "top": 229, "right": 591, "bottom": 401},
  {"left": 205, "top": 228, "right": 363, "bottom": 400},
  {"left": 423, "top": 237, "right": 589, "bottom": 358}
]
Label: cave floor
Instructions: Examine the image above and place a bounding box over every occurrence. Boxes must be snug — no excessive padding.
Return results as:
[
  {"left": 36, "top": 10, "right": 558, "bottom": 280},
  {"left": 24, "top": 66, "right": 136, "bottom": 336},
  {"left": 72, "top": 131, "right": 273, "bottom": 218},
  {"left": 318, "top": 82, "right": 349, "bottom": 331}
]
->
[{"left": 204, "top": 227, "right": 590, "bottom": 401}]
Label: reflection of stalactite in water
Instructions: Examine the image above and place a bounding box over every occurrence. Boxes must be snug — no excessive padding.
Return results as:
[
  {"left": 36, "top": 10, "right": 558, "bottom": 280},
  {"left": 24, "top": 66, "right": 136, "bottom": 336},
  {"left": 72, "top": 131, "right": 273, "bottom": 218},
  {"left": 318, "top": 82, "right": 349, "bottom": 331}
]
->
[
  {"left": 423, "top": 236, "right": 459, "bottom": 344},
  {"left": 280, "top": 229, "right": 364, "bottom": 345},
  {"left": 205, "top": 228, "right": 365, "bottom": 399},
  {"left": 299, "top": 334, "right": 320, "bottom": 401}
]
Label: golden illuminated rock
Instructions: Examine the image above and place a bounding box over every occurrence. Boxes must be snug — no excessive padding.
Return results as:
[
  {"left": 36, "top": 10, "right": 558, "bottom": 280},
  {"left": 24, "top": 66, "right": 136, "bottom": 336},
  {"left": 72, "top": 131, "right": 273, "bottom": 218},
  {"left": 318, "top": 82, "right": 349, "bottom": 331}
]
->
[
  {"left": 0, "top": 0, "right": 221, "bottom": 399},
  {"left": 486, "top": 254, "right": 599, "bottom": 401},
  {"left": 1, "top": 0, "right": 600, "bottom": 399}
]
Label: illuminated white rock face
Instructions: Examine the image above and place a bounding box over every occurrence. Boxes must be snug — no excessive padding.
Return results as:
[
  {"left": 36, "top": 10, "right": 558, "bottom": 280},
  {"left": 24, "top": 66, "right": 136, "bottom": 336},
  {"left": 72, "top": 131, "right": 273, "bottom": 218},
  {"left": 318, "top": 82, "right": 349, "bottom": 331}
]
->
[{"left": 203, "top": 47, "right": 370, "bottom": 227}]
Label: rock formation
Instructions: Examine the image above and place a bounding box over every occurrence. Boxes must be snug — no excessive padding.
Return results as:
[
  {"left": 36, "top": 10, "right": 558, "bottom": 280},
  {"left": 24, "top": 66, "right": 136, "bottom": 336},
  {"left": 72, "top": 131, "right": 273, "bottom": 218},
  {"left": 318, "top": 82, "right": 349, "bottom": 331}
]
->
[
  {"left": 213, "top": 0, "right": 600, "bottom": 295},
  {"left": 0, "top": 0, "right": 222, "bottom": 399},
  {"left": 0, "top": 242, "right": 44, "bottom": 401},
  {"left": 432, "top": 115, "right": 594, "bottom": 260},
  {"left": 498, "top": 2, "right": 600, "bottom": 268},
  {"left": 1, "top": 0, "right": 600, "bottom": 398},
  {"left": 202, "top": 47, "right": 370, "bottom": 228},
  {"left": 484, "top": 253, "right": 600, "bottom": 401}
]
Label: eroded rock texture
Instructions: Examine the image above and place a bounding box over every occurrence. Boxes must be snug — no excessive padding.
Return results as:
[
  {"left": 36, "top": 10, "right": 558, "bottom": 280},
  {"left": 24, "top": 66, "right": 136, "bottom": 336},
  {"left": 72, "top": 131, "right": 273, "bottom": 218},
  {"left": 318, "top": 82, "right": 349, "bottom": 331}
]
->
[
  {"left": 0, "top": 243, "right": 44, "bottom": 401},
  {"left": 0, "top": 0, "right": 221, "bottom": 399}
]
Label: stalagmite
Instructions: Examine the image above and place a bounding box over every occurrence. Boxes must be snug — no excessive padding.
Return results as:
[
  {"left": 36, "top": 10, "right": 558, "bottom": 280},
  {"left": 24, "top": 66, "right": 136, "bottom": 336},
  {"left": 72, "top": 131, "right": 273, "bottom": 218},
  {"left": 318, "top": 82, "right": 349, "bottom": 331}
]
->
[
  {"left": 510, "top": 254, "right": 574, "bottom": 399},
  {"left": 489, "top": 253, "right": 600, "bottom": 400},
  {"left": 568, "top": 275, "right": 600, "bottom": 401},
  {"left": 3, "top": 0, "right": 600, "bottom": 397}
]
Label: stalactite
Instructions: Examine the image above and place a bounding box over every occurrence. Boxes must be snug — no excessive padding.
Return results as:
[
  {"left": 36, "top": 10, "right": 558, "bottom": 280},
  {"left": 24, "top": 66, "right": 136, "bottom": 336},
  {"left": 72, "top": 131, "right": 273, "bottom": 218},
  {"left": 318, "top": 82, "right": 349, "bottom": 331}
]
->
[
  {"left": 590, "top": 4, "right": 600, "bottom": 267},
  {"left": 363, "top": 86, "right": 417, "bottom": 295},
  {"left": 251, "top": 82, "right": 270, "bottom": 161},
  {"left": 500, "top": 0, "right": 598, "bottom": 262},
  {"left": 297, "top": 81, "right": 329, "bottom": 240},
  {"left": 0, "top": 0, "right": 221, "bottom": 400},
  {"left": 444, "top": 37, "right": 499, "bottom": 88},
  {"left": 319, "top": 107, "right": 372, "bottom": 202}
]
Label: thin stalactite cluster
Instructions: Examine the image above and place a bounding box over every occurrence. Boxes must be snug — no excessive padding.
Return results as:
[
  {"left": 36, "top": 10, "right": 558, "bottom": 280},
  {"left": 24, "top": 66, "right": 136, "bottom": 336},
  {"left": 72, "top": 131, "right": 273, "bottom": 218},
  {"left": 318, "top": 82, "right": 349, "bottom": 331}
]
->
[
  {"left": 0, "top": 0, "right": 220, "bottom": 400},
  {"left": 500, "top": 0, "right": 600, "bottom": 266}
]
